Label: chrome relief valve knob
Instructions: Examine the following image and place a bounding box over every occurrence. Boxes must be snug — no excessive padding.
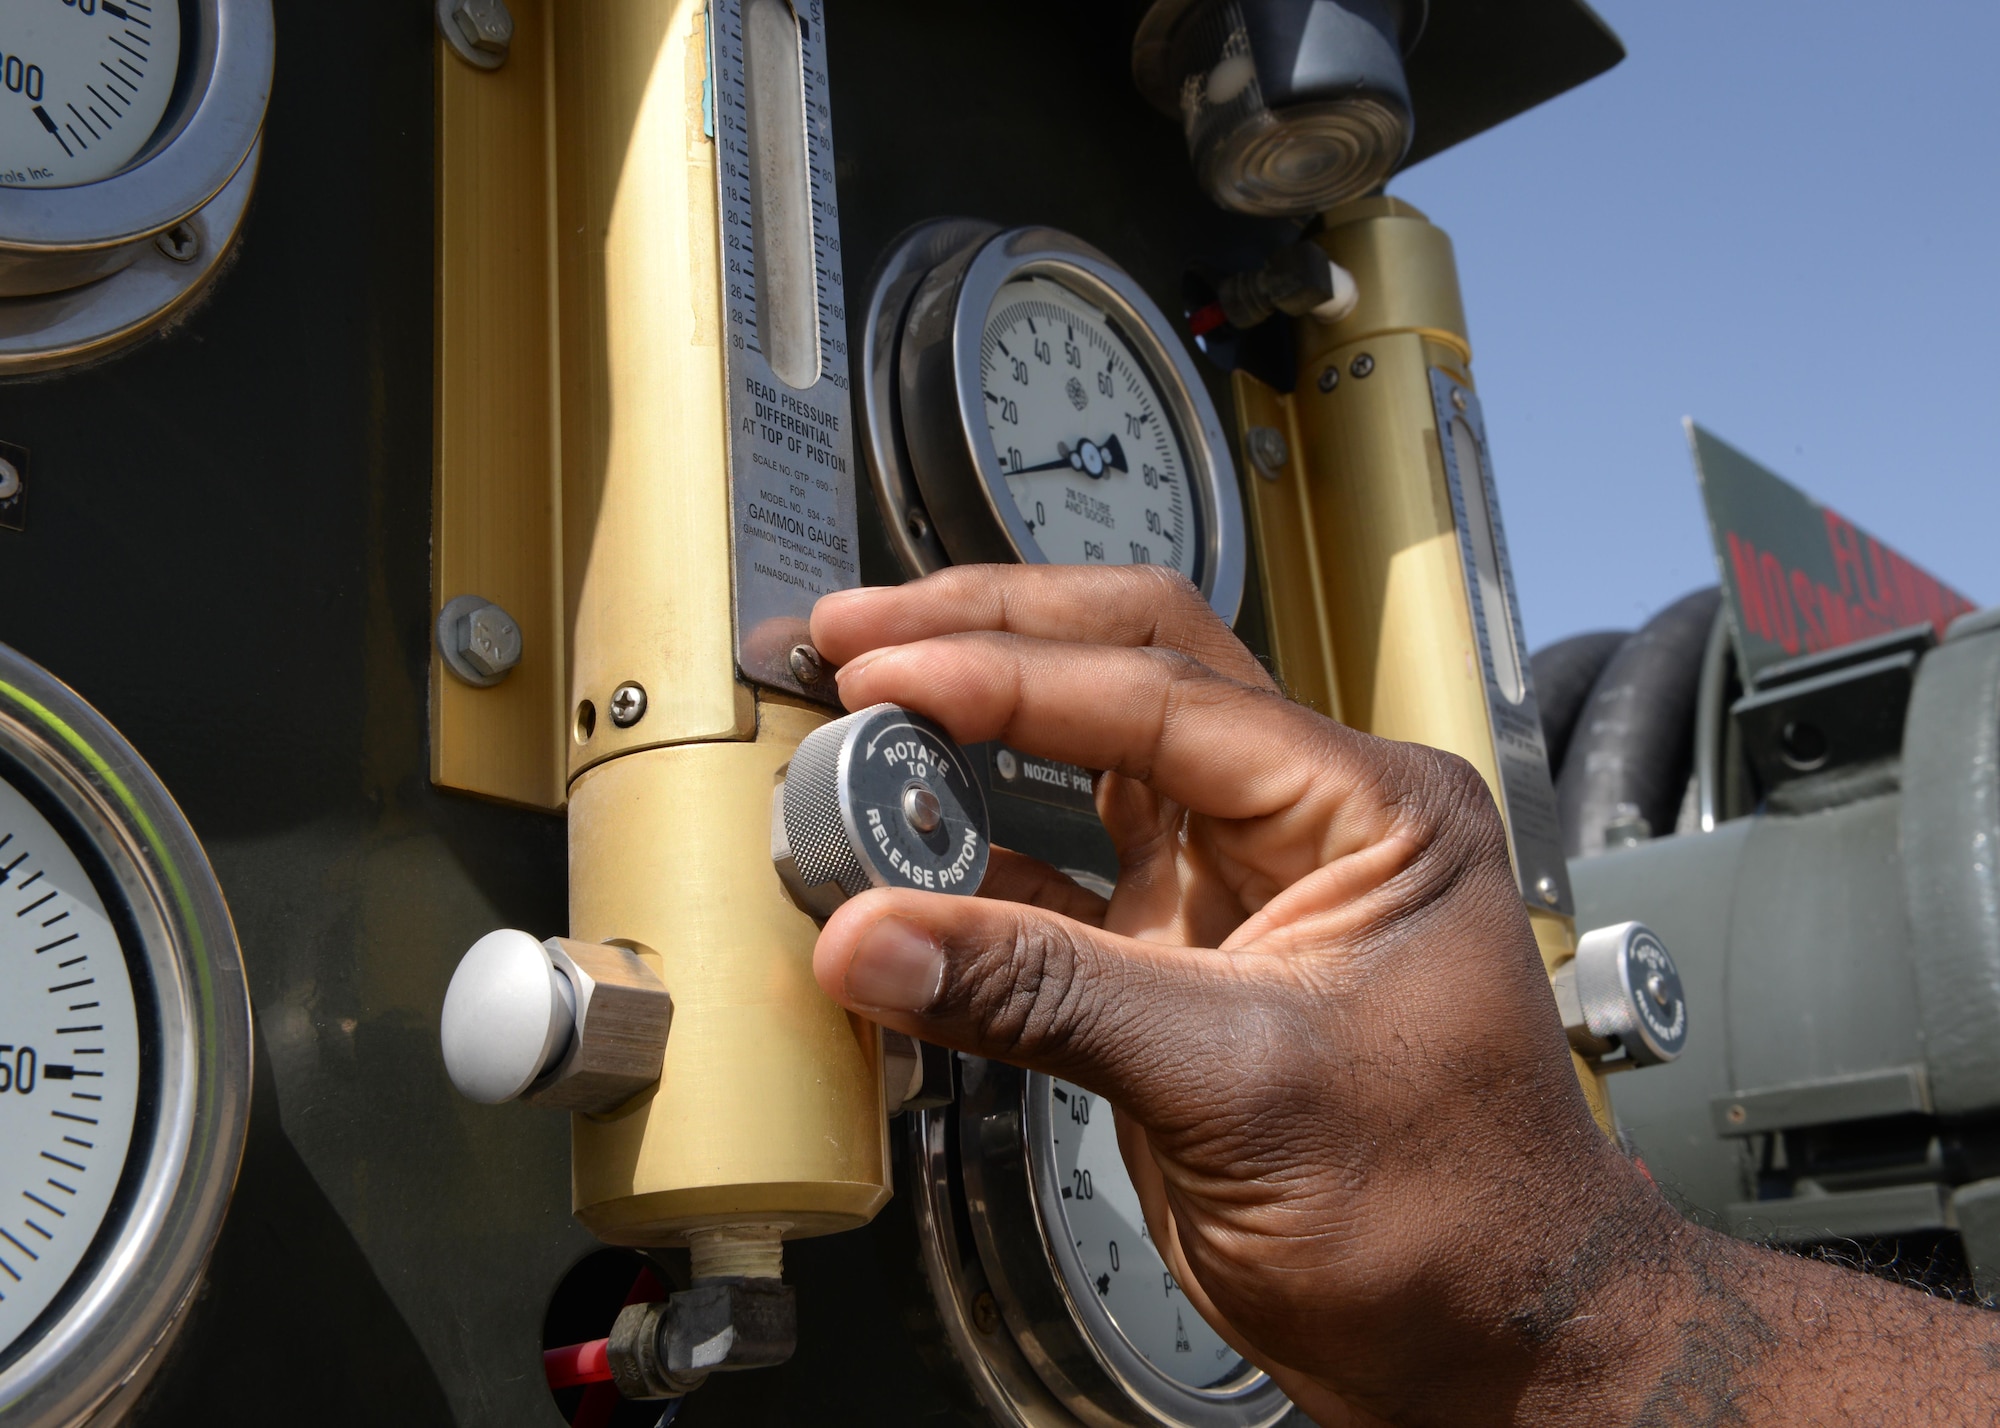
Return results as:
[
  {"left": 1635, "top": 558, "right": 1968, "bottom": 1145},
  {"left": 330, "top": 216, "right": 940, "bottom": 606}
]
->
[
  {"left": 772, "top": 704, "right": 991, "bottom": 919},
  {"left": 1553, "top": 921, "right": 1689, "bottom": 1071}
]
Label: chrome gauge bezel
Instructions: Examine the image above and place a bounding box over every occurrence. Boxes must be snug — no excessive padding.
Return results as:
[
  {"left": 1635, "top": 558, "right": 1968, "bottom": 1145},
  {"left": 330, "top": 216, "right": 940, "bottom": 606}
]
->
[
  {"left": 0, "top": 644, "right": 251, "bottom": 1427},
  {"left": 863, "top": 221, "right": 1248, "bottom": 624},
  {"left": 935, "top": 1056, "right": 1294, "bottom": 1428},
  {"left": 0, "top": 0, "right": 274, "bottom": 370}
]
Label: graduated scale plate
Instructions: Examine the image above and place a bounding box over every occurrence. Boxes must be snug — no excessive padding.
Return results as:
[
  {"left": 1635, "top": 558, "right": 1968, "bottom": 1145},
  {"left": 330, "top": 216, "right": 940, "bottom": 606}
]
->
[{"left": 711, "top": 0, "right": 860, "bottom": 701}]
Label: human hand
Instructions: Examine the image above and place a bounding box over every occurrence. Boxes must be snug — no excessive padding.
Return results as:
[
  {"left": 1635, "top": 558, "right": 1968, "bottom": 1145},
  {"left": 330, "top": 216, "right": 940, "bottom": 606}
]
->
[{"left": 805, "top": 564, "right": 1671, "bottom": 1426}]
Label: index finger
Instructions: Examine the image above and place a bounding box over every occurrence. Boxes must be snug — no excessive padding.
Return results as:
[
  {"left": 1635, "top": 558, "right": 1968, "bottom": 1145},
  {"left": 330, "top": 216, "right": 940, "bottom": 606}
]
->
[{"left": 810, "top": 564, "right": 1277, "bottom": 692}]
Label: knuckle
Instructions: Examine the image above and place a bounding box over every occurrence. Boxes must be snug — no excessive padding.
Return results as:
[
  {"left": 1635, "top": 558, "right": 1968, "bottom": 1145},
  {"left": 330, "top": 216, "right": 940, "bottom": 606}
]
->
[
  {"left": 1387, "top": 744, "right": 1515, "bottom": 892},
  {"left": 1134, "top": 562, "right": 1204, "bottom": 608}
]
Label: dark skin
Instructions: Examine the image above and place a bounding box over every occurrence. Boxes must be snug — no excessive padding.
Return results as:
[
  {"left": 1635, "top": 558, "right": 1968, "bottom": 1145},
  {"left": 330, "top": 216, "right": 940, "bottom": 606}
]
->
[{"left": 807, "top": 564, "right": 2000, "bottom": 1428}]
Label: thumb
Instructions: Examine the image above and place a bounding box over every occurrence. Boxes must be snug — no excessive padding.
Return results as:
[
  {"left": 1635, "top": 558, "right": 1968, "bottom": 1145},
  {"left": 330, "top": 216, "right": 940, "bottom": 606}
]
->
[{"left": 814, "top": 887, "right": 1244, "bottom": 1121}]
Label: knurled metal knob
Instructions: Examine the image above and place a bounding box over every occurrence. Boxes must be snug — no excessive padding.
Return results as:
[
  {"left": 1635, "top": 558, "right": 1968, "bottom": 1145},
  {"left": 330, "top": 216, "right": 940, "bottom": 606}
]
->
[
  {"left": 1554, "top": 921, "right": 1688, "bottom": 1070},
  {"left": 772, "top": 704, "right": 990, "bottom": 919}
]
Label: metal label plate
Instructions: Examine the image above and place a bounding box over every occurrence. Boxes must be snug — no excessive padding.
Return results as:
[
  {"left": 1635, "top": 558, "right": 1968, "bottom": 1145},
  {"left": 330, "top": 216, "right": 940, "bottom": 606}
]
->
[
  {"left": 984, "top": 743, "right": 1098, "bottom": 816},
  {"left": 1430, "top": 371, "right": 1572, "bottom": 915},
  {"left": 712, "top": 0, "right": 858, "bottom": 702}
]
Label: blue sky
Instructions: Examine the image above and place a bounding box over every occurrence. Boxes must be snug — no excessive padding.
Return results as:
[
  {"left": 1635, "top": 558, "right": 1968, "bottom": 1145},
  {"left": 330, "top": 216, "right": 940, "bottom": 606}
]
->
[{"left": 1389, "top": 0, "right": 2000, "bottom": 648}]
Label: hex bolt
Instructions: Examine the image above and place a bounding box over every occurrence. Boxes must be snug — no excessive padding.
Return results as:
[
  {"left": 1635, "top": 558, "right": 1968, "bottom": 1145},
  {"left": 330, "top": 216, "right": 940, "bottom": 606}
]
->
[
  {"left": 1244, "top": 425, "right": 1289, "bottom": 479},
  {"left": 1316, "top": 365, "right": 1339, "bottom": 394},
  {"left": 461, "top": 606, "right": 522, "bottom": 678},
  {"left": 1535, "top": 874, "right": 1560, "bottom": 907},
  {"left": 453, "top": 0, "right": 514, "bottom": 54},
  {"left": 994, "top": 748, "right": 1019, "bottom": 782},
  {"left": 155, "top": 223, "right": 200, "bottom": 264},
  {"left": 437, "top": 0, "right": 513, "bottom": 68},
  {"left": 789, "top": 643, "right": 827, "bottom": 685},
  {"left": 437, "top": 596, "right": 522, "bottom": 687},
  {"left": 901, "top": 784, "right": 943, "bottom": 835},
  {"left": 610, "top": 682, "right": 648, "bottom": 729},
  {"left": 1349, "top": 353, "right": 1376, "bottom": 379}
]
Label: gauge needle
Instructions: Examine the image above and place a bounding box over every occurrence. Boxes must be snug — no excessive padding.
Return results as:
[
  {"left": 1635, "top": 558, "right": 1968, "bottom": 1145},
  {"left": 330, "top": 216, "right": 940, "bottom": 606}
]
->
[{"left": 1010, "top": 436, "right": 1128, "bottom": 478}]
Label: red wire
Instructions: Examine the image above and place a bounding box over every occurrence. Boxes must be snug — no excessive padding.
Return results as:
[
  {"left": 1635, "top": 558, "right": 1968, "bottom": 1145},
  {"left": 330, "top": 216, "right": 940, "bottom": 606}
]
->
[
  {"left": 545, "top": 1337, "right": 614, "bottom": 1389},
  {"left": 1188, "top": 302, "right": 1228, "bottom": 338}
]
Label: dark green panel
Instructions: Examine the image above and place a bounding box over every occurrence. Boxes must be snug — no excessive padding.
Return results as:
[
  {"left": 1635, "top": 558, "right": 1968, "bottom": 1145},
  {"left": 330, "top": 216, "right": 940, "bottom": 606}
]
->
[{"left": 0, "top": 0, "right": 1279, "bottom": 1423}]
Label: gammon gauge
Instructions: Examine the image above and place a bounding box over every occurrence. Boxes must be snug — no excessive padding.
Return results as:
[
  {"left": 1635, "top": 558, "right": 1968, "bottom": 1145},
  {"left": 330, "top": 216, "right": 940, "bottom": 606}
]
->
[
  {"left": 0, "top": 0, "right": 273, "bottom": 371},
  {"left": 862, "top": 221, "right": 1247, "bottom": 623},
  {"left": 0, "top": 643, "right": 251, "bottom": 1427}
]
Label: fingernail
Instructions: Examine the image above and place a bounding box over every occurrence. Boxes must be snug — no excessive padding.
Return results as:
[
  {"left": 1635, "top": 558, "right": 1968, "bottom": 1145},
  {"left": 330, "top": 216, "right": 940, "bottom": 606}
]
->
[
  {"left": 844, "top": 917, "right": 945, "bottom": 1012},
  {"left": 833, "top": 646, "right": 892, "bottom": 682},
  {"left": 816, "top": 586, "right": 875, "bottom": 606}
]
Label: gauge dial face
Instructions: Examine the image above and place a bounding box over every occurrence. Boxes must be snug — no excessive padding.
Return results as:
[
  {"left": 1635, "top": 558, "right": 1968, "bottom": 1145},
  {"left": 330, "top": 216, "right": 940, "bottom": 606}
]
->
[
  {"left": 1045, "top": 1077, "right": 1246, "bottom": 1391},
  {"left": 0, "top": 1, "right": 183, "bottom": 189},
  {"left": 0, "top": 776, "right": 141, "bottom": 1354},
  {"left": 980, "top": 276, "right": 1203, "bottom": 581}
]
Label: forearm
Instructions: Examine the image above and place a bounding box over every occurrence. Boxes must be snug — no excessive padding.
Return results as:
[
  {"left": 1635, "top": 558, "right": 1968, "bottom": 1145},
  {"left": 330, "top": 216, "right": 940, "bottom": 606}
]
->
[
  {"left": 1276, "top": 1162, "right": 2000, "bottom": 1428},
  {"left": 1528, "top": 1194, "right": 2000, "bottom": 1428}
]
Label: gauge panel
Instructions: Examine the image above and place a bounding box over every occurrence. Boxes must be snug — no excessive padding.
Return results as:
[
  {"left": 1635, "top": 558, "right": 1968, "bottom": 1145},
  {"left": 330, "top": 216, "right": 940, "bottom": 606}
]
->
[
  {"left": 0, "top": 0, "right": 272, "bottom": 371},
  {"left": 0, "top": 1, "right": 185, "bottom": 189},
  {"left": 0, "top": 773, "right": 145, "bottom": 1354},
  {"left": 981, "top": 277, "right": 1204, "bottom": 582},
  {"left": 1042, "top": 1076, "right": 1244, "bottom": 1391},
  {"left": 863, "top": 221, "right": 1247, "bottom": 625},
  {"left": 0, "top": 643, "right": 250, "bottom": 1428},
  {"left": 948, "top": 1053, "right": 1294, "bottom": 1428}
]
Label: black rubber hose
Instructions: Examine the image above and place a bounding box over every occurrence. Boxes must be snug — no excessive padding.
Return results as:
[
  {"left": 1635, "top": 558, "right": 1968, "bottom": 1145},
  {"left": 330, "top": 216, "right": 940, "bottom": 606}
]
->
[
  {"left": 1556, "top": 586, "right": 1723, "bottom": 857},
  {"left": 1530, "top": 630, "right": 1629, "bottom": 777}
]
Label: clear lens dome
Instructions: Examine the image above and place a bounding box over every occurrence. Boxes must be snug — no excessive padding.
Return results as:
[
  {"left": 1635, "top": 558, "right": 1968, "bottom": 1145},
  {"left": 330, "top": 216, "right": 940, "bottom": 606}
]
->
[
  {"left": 1193, "top": 94, "right": 1408, "bottom": 216},
  {"left": 1141, "top": 0, "right": 1415, "bottom": 217}
]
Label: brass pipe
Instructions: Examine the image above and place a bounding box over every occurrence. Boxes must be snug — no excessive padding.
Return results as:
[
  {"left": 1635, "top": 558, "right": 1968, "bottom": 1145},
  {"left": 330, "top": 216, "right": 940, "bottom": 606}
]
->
[
  {"left": 551, "top": 0, "right": 888, "bottom": 1247},
  {"left": 1244, "top": 196, "right": 1612, "bottom": 1130}
]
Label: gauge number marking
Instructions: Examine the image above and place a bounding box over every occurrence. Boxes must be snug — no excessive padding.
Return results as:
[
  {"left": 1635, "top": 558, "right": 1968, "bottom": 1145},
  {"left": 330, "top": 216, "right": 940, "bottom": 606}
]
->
[
  {"left": 1, "top": 0, "right": 182, "bottom": 188},
  {"left": 0, "top": 783, "right": 141, "bottom": 1356},
  {"left": 979, "top": 277, "right": 1199, "bottom": 580},
  {"left": 1047, "top": 1078, "right": 1244, "bottom": 1387}
]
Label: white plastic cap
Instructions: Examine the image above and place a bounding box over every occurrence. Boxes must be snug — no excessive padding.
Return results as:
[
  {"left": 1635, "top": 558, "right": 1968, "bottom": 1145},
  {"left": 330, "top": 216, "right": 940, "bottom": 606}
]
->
[
  {"left": 440, "top": 929, "right": 576, "bottom": 1103},
  {"left": 1309, "top": 261, "right": 1360, "bottom": 326}
]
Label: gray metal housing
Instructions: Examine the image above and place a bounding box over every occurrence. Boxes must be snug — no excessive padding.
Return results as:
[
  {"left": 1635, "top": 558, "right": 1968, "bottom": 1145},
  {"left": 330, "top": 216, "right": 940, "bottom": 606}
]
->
[{"left": 1578, "top": 614, "right": 2000, "bottom": 1274}]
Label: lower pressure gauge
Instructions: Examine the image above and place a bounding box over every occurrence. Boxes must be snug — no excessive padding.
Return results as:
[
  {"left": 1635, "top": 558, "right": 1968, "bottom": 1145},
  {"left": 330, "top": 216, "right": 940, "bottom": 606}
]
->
[
  {"left": 0, "top": 643, "right": 251, "bottom": 1427},
  {"left": 862, "top": 221, "right": 1247, "bottom": 623},
  {"left": 911, "top": 1057, "right": 1295, "bottom": 1428},
  {"left": 0, "top": 0, "right": 273, "bottom": 371}
]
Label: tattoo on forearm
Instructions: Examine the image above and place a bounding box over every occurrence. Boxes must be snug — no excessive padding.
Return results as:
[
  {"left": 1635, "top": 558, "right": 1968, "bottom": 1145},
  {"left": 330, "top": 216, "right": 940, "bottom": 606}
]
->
[{"left": 1628, "top": 1236, "right": 1776, "bottom": 1427}]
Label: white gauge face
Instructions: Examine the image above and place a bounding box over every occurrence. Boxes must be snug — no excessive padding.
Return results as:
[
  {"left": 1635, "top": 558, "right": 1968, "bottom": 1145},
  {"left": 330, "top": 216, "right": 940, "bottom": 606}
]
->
[
  {"left": 980, "top": 276, "right": 1203, "bottom": 581},
  {"left": 1046, "top": 1078, "right": 1245, "bottom": 1391},
  {"left": 0, "top": 776, "right": 142, "bottom": 1354},
  {"left": 0, "top": 0, "right": 183, "bottom": 189}
]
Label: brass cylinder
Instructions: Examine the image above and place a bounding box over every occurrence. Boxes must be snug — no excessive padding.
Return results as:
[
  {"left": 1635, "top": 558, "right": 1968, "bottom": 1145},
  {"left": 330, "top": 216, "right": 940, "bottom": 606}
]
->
[
  {"left": 568, "top": 700, "right": 889, "bottom": 1244},
  {"left": 1267, "top": 196, "right": 1611, "bottom": 1129},
  {"left": 552, "top": 0, "right": 889, "bottom": 1243}
]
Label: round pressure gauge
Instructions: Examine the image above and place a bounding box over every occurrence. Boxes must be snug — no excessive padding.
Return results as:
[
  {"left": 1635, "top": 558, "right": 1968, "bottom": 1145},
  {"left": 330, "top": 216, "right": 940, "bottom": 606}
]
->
[
  {"left": 910, "top": 1056, "right": 1294, "bottom": 1428},
  {"left": 0, "top": 0, "right": 273, "bottom": 371},
  {"left": 1, "top": 4, "right": 184, "bottom": 189},
  {"left": 0, "top": 642, "right": 251, "bottom": 1427},
  {"left": 862, "top": 221, "right": 1247, "bottom": 623}
]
